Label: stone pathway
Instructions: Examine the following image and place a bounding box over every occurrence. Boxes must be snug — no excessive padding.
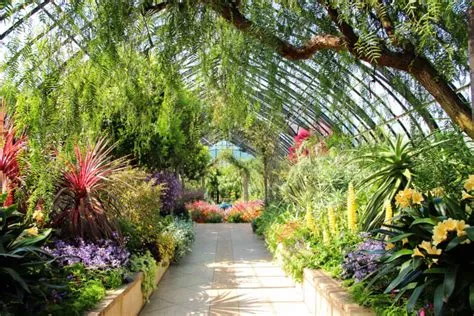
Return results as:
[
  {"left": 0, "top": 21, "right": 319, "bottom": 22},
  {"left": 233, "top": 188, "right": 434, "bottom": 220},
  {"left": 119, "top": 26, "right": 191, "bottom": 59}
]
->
[{"left": 140, "top": 223, "right": 310, "bottom": 316}]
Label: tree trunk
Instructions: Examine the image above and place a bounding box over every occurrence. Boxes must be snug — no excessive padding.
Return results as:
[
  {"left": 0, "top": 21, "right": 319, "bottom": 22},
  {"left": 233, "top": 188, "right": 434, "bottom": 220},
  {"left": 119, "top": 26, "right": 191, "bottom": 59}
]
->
[
  {"left": 469, "top": 6, "right": 474, "bottom": 114},
  {"left": 410, "top": 57, "right": 473, "bottom": 137},
  {"left": 242, "top": 172, "right": 249, "bottom": 201},
  {"left": 263, "top": 157, "right": 269, "bottom": 205}
]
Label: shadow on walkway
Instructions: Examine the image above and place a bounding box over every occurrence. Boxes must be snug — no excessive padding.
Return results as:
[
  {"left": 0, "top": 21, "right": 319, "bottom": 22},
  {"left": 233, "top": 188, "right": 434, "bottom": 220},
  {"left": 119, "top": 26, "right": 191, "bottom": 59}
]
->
[{"left": 140, "top": 223, "right": 310, "bottom": 316}]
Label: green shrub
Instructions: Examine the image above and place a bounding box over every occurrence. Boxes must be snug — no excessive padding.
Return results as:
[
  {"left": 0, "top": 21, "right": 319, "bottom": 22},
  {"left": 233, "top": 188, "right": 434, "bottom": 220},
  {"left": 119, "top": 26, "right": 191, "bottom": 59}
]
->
[
  {"left": 72, "top": 280, "right": 106, "bottom": 312},
  {"left": 129, "top": 251, "right": 158, "bottom": 300},
  {"left": 166, "top": 219, "right": 195, "bottom": 262}
]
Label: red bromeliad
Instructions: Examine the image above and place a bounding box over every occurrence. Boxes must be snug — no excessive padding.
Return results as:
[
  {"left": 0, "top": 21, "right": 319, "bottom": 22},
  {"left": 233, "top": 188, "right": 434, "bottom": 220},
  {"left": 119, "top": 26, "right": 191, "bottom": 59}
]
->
[{"left": 52, "top": 138, "right": 126, "bottom": 240}]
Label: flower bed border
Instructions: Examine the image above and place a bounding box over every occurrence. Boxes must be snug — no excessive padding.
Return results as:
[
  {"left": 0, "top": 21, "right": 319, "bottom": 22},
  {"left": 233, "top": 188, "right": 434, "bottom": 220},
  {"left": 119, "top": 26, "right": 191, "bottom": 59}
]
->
[
  {"left": 86, "top": 263, "right": 169, "bottom": 316},
  {"left": 303, "top": 269, "right": 374, "bottom": 316}
]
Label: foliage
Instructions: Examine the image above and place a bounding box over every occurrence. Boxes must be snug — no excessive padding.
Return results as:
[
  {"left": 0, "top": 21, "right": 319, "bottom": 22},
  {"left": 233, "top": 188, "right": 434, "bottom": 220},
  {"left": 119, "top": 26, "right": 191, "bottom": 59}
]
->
[
  {"left": 166, "top": 219, "right": 195, "bottom": 263},
  {"left": 0, "top": 198, "right": 53, "bottom": 312},
  {"left": 51, "top": 138, "right": 126, "bottom": 241},
  {"left": 368, "top": 180, "right": 474, "bottom": 316},
  {"left": 0, "top": 124, "right": 27, "bottom": 206},
  {"left": 355, "top": 135, "right": 444, "bottom": 230},
  {"left": 109, "top": 168, "right": 164, "bottom": 249},
  {"left": 342, "top": 235, "right": 385, "bottom": 282},
  {"left": 129, "top": 251, "right": 158, "bottom": 300},
  {"left": 71, "top": 280, "right": 106, "bottom": 312},
  {"left": 44, "top": 238, "right": 129, "bottom": 269},
  {"left": 412, "top": 131, "right": 474, "bottom": 197},
  {"left": 149, "top": 171, "right": 182, "bottom": 215},
  {"left": 349, "top": 282, "right": 409, "bottom": 316}
]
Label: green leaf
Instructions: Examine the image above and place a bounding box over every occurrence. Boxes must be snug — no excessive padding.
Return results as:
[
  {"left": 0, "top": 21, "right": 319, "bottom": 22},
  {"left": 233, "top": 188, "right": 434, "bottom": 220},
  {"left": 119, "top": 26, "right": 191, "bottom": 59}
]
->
[
  {"left": 1, "top": 267, "right": 30, "bottom": 292},
  {"left": 443, "top": 264, "right": 458, "bottom": 300},
  {"left": 388, "top": 233, "right": 414, "bottom": 243},
  {"left": 434, "top": 284, "right": 444, "bottom": 316},
  {"left": 445, "top": 236, "right": 460, "bottom": 251},
  {"left": 410, "top": 218, "right": 438, "bottom": 227},
  {"left": 466, "top": 227, "right": 474, "bottom": 240},
  {"left": 469, "top": 284, "right": 474, "bottom": 311},
  {"left": 385, "top": 249, "right": 413, "bottom": 263},
  {"left": 407, "top": 283, "right": 426, "bottom": 312}
]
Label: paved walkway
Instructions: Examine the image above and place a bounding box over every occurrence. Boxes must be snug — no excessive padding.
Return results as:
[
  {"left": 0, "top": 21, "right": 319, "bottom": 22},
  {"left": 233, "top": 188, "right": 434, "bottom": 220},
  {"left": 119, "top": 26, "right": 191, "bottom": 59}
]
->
[{"left": 140, "top": 223, "right": 310, "bottom": 316}]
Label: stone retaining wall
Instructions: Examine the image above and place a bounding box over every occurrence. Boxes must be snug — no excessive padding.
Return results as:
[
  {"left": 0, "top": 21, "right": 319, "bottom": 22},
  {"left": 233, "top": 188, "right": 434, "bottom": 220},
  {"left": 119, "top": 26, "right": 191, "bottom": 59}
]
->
[
  {"left": 303, "top": 269, "right": 374, "bottom": 316},
  {"left": 87, "top": 263, "right": 169, "bottom": 316}
]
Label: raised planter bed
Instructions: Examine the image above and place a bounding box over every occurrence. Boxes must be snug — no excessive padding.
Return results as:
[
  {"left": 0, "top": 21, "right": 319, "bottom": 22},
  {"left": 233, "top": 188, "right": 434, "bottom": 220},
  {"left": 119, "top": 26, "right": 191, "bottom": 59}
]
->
[
  {"left": 86, "top": 262, "right": 169, "bottom": 316},
  {"left": 303, "top": 269, "right": 374, "bottom": 316}
]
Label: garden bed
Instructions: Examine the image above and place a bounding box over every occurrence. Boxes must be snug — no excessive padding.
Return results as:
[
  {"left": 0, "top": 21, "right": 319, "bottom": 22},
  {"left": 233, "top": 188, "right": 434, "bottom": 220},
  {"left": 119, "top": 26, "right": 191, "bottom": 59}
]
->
[
  {"left": 303, "top": 269, "right": 373, "bottom": 316},
  {"left": 86, "top": 263, "right": 169, "bottom": 316}
]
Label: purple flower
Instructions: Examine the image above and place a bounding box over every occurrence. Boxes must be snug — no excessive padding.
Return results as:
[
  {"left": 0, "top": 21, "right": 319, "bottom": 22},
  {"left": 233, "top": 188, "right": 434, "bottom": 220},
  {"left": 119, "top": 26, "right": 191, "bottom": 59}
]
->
[
  {"left": 44, "top": 238, "right": 130, "bottom": 269},
  {"left": 342, "top": 237, "right": 385, "bottom": 282}
]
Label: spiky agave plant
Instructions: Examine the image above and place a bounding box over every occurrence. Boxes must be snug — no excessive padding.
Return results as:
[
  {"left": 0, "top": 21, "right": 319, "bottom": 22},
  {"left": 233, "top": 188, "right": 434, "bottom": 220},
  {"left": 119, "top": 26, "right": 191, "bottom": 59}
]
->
[{"left": 52, "top": 138, "right": 126, "bottom": 241}]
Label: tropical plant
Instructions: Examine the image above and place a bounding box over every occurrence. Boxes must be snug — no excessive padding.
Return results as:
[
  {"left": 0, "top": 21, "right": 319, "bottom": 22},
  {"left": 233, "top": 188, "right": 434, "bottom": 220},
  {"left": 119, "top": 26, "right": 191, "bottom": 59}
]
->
[
  {"left": 356, "top": 135, "right": 446, "bottom": 230},
  {"left": 368, "top": 179, "right": 474, "bottom": 316},
  {"left": 0, "top": 123, "right": 27, "bottom": 206},
  {"left": 0, "top": 196, "right": 52, "bottom": 310},
  {"left": 51, "top": 138, "right": 126, "bottom": 241}
]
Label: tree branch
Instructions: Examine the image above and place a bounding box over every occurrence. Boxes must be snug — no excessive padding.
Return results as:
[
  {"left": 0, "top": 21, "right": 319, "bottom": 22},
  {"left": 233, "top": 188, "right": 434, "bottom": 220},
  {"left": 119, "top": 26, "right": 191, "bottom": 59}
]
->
[{"left": 205, "top": 0, "right": 346, "bottom": 60}]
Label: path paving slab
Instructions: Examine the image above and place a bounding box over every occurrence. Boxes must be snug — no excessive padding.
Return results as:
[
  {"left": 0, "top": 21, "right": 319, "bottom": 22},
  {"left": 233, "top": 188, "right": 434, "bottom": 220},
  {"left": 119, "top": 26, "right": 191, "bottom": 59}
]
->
[{"left": 140, "top": 223, "right": 311, "bottom": 316}]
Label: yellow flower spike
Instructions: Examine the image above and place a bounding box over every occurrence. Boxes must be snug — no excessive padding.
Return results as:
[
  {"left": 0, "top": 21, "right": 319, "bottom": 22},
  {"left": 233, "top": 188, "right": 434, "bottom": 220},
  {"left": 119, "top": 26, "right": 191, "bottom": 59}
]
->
[
  {"left": 26, "top": 227, "right": 39, "bottom": 236},
  {"left": 411, "top": 190, "right": 424, "bottom": 205},
  {"left": 305, "top": 209, "right": 316, "bottom": 233},
  {"left": 32, "top": 210, "right": 44, "bottom": 223},
  {"left": 328, "top": 207, "right": 337, "bottom": 235},
  {"left": 322, "top": 227, "right": 330, "bottom": 245},
  {"left": 464, "top": 175, "right": 474, "bottom": 192},
  {"left": 347, "top": 183, "right": 357, "bottom": 233},
  {"left": 384, "top": 200, "right": 393, "bottom": 224}
]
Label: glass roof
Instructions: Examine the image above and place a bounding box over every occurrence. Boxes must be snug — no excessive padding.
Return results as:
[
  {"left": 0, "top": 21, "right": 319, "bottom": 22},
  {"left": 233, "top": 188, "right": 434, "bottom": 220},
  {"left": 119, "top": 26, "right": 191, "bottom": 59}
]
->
[{"left": 0, "top": 1, "right": 470, "bottom": 157}]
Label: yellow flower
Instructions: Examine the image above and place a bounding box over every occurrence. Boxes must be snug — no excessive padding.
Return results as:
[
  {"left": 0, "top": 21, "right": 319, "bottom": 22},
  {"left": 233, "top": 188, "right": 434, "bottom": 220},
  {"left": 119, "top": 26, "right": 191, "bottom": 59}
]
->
[
  {"left": 412, "top": 247, "right": 424, "bottom": 258},
  {"left": 418, "top": 241, "right": 442, "bottom": 256},
  {"left": 305, "top": 209, "right": 316, "bottom": 233},
  {"left": 464, "top": 175, "right": 474, "bottom": 192},
  {"left": 431, "top": 187, "right": 445, "bottom": 198},
  {"left": 328, "top": 207, "right": 337, "bottom": 235},
  {"left": 26, "top": 227, "right": 39, "bottom": 236},
  {"left": 462, "top": 191, "right": 473, "bottom": 200},
  {"left": 395, "top": 189, "right": 412, "bottom": 208},
  {"left": 322, "top": 227, "right": 330, "bottom": 245},
  {"left": 32, "top": 210, "right": 44, "bottom": 223},
  {"left": 384, "top": 200, "right": 393, "bottom": 224},
  {"left": 385, "top": 243, "right": 395, "bottom": 250},
  {"left": 347, "top": 183, "right": 357, "bottom": 233},
  {"left": 432, "top": 218, "right": 470, "bottom": 246},
  {"left": 411, "top": 191, "right": 424, "bottom": 205},
  {"left": 402, "top": 238, "right": 409, "bottom": 246}
]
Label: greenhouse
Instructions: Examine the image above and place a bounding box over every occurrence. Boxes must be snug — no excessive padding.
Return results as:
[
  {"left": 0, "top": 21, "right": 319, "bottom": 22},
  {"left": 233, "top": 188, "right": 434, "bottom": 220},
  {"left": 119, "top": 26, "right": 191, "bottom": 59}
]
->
[{"left": 0, "top": 1, "right": 473, "bottom": 315}]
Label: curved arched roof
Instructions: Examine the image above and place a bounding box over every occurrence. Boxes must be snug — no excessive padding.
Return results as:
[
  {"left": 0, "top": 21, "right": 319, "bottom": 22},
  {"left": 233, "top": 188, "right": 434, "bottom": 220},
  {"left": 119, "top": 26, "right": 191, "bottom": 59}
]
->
[{"left": 0, "top": 1, "right": 470, "bottom": 157}]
